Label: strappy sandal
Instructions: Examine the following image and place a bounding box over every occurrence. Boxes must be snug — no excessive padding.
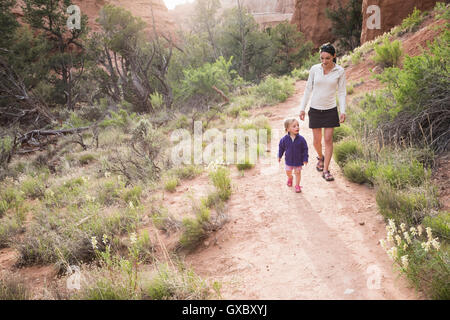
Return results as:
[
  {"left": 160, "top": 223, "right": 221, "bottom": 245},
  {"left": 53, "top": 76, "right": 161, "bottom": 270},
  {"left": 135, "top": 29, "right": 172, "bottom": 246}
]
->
[
  {"left": 322, "top": 170, "right": 335, "bottom": 181},
  {"left": 316, "top": 156, "right": 324, "bottom": 172}
]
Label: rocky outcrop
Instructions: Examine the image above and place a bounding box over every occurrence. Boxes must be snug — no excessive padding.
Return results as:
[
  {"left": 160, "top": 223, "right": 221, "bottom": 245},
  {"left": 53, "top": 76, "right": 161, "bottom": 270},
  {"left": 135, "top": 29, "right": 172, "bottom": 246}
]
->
[
  {"left": 360, "top": 0, "right": 440, "bottom": 43},
  {"left": 13, "top": 0, "right": 177, "bottom": 38},
  {"left": 74, "top": 0, "right": 177, "bottom": 37},
  {"left": 290, "top": 0, "right": 350, "bottom": 48},
  {"left": 220, "top": 0, "right": 295, "bottom": 14},
  {"left": 170, "top": 0, "right": 295, "bottom": 31},
  {"left": 275, "top": 0, "right": 296, "bottom": 14}
]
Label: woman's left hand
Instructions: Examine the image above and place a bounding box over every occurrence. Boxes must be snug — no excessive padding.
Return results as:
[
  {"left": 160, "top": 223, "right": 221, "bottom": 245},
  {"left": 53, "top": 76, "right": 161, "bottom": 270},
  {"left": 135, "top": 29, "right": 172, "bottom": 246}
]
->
[{"left": 340, "top": 114, "right": 346, "bottom": 123}]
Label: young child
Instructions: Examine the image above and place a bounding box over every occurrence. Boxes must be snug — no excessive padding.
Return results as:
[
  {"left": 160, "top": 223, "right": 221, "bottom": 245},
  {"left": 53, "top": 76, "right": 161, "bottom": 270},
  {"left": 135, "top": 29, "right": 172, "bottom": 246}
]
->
[{"left": 278, "top": 118, "right": 309, "bottom": 193}]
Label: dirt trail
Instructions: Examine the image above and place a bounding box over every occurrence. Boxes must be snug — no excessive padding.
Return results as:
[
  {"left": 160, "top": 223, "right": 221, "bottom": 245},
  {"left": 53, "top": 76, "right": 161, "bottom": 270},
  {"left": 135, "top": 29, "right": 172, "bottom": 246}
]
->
[{"left": 185, "top": 81, "right": 421, "bottom": 300}]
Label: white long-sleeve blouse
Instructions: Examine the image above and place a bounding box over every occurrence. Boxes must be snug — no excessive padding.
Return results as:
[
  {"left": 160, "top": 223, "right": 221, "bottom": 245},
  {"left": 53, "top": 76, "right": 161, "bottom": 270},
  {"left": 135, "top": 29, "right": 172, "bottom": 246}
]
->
[{"left": 299, "top": 63, "right": 347, "bottom": 114}]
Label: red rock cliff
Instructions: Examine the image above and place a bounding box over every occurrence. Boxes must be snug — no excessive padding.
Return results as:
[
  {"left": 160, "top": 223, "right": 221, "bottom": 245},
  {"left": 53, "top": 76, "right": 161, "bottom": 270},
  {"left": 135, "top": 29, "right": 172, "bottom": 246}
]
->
[
  {"left": 74, "top": 0, "right": 177, "bottom": 37},
  {"left": 13, "top": 0, "right": 177, "bottom": 39},
  {"left": 360, "top": 0, "right": 440, "bottom": 43},
  {"left": 290, "top": 0, "right": 350, "bottom": 48}
]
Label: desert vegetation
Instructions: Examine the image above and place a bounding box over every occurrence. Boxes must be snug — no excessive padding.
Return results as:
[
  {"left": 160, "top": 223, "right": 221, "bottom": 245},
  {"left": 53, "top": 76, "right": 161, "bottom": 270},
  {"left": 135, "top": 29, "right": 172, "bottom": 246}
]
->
[{"left": 334, "top": 3, "right": 450, "bottom": 299}]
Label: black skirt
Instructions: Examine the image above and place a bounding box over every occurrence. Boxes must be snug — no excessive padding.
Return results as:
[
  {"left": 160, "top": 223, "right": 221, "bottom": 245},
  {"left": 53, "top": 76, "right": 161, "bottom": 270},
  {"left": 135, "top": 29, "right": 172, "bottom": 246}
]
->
[{"left": 308, "top": 107, "right": 340, "bottom": 128}]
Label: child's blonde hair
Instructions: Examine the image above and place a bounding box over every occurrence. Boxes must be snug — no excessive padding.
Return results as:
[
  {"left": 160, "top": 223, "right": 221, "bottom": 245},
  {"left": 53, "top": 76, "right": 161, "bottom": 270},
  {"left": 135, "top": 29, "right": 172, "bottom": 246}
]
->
[{"left": 284, "top": 118, "right": 299, "bottom": 132}]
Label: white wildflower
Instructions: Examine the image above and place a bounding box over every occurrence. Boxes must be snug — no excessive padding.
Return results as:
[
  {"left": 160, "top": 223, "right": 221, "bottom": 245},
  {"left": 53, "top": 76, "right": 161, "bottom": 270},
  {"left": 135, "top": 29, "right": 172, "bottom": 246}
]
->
[
  {"left": 102, "top": 234, "right": 108, "bottom": 245},
  {"left": 388, "top": 219, "right": 397, "bottom": 233},
  {"left": 130, "top": 232, "right": 137, "bottom": 245},
  {"left": 387, "top": 247, "right": 398, "bottom": 260},
  {"left": 401, "top": 255, "right": 409, "bottom": 269},
  {"left": 409, "top": 227, "right": 417, "bottom": 237},
  {"left": 421, "top": 241, "right": 431, "bottom": 252},
  {"left": 395, "top": 235, "right": 402, "bottom": 246},
  {"left": 379, "top": 239, "right": 386, "bottom": 250},
  {"left": 387, "top": 230, "right": 394, "bottom": 242},
  {"left": 91, "top": 236, "right": 98, "bottom": 250},
  {"left": 431, "top": 238, "right": 440, "bottom": 250},
  {"left": 128, "top": 201, "right": 134, "bottom": 209},
  {"left": 426, "top": 227, "right": 432, "bottom": 241},
  {"left": 403, "top": 232, "right": 412, "bottom": 245},
  {"left": 104, "top": 171, "right": 111, "bottom": 178},
  {"left": 417, "top": 225, "right": 423, "bottom": 236},
  {"left": 400, "top": 223, "right": 406, "bottom": 232},
  {"left": 403, "top": 243, "right": 408, "bottom": 250}
]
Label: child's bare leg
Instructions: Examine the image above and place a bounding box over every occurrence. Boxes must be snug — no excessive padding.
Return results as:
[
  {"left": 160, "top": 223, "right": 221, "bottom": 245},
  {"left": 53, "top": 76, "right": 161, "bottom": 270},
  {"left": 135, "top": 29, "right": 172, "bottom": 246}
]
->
[
  {"left": 294, "top": 169, "right": 301, "bottom": 186},
  {"left": 286, "top": 170, "right": 293, "bottom": 180}
]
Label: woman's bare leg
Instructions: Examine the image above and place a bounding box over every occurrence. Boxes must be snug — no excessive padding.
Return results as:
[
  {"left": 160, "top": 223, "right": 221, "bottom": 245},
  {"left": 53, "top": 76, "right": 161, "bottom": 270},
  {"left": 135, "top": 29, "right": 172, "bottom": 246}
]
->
[
  {"left": 312, "top": 128, "right": 323, "bottom": 159},
  {"left": 323, "top": 127, "right": 334, "bottom": 172}
]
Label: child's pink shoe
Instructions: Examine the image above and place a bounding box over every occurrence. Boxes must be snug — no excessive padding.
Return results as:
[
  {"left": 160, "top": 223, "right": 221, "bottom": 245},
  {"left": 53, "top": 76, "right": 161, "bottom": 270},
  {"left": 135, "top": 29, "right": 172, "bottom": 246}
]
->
[
  {"left": 287, "top": 178, "right": 293, "bottom": 187},
  {"left": 295, "top": 185, "right": 302, "bottom": 193}
]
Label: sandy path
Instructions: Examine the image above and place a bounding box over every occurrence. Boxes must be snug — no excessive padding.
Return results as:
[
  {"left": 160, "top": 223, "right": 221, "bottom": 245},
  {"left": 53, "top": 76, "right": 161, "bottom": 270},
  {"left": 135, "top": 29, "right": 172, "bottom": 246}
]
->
[{"left": 185, "top": 81, "right": 421, "bottom": 300}]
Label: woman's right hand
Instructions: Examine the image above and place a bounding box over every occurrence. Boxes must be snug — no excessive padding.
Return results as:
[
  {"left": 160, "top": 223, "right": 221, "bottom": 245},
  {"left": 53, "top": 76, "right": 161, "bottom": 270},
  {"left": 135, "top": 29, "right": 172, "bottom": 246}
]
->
[{"left": 299, "top": 111, "right": 305, "bottom": 121}]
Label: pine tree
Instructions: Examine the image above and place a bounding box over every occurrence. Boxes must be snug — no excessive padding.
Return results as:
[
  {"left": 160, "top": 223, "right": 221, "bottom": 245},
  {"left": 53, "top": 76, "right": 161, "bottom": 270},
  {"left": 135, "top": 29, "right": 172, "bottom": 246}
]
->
[
  {"left": 325, "top": 0, "right": 362, "bottom": 51},
  {"left": 22, "top": 0, "right": 89, "bottom": 110}
]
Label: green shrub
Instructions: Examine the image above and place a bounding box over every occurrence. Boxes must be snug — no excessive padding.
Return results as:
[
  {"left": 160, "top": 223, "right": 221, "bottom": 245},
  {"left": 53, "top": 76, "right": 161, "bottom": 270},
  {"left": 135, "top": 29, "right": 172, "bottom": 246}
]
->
[
  {"left": 351, "top": 51, "right": 362, "bottom": 65},
  {"left": 44, "top": 177, "right": 85, "bottom": 208},
  {"left": 142, "top": 264, "right": 210, "bottom": 300},
  {"left": 79, "top": 154, "right": 96, "bottom": 165},
  {"left": 435, "top": 2, "right": 450, "bottom": 20},
  {"left": 374, "top": 159, "right": 429, "bottom": 189},
  {"left": 170, "top": 165, "right": 203, "bottom": 180},
  {"left": 179, "top": 217, "right": 206, "bottom": 250},
  {"left": 291, "top": 68, "right": 309, "bottom": 80},
  {"left": 209, "top": 166, "right": 231, "bottom": 201},
  {"left": 164, "top": 177, "right": 179, "bottom": 193},
  {"left": 150, "top": 91, "right": 165, "bottom": 110},
  {"left": 372, "top": 37, "right": 403, "bottom": 68},
  {"left": 372, "top": 31, "right": 450, "bottom": 153},
  {"left": 0, "top": 186, "right": 24, "bottom": 217},
  {"left": 343, "top": 159, "right": 370, "bottom": 184},
  {"left": 401, "top": 7, "right": 424, "bottom": 32},
  {"left": 0, "top": 277, "right": 30, "bottom": 300},
  {"left": 204, "top": 192, "right": 221, "bottom": 209},
  {"left": 423, "top": 212, "right": 450, "bottom": 240},
  {"left": 0, "top": 136, "right": 13, "bottom": 171},
  {"left": 333, "top": 124, "right": 353, "bottom": 142},
  {"left": 376, "top": 183, "right": 439, "bottom": 224},
  {"left": 227, "top": 105, "right": 242, "bottom": 118},
  {"left": 97, "top": 179, "right": 124, "bottom": 206},
  {"left": 403, "top": 241, "right": 450, "bottom": 300},
  {"left": 236, "top": 158, "right": 254, "bottom": 171},
  {"left": 253, "top": 76, "right": 295, "bottom": 105},
  {"left": 232, "top": 94, "right": 260, "bottom": 110},
  {"left": 121, "top": 186, "right": 143, "bottom": 207},
  {"left": 239, "top": 110, "right": 250, "bottom": 118},
  {"left": 134, "top": 230, "right": 153, "bottom": 263},
  {"left": 177, "top": 56, "right": 237, "bottom": 106},
  {"left": 16, "top": 205, "right": 141, "bottom": 269},
  {"left": 174, "top": 115, "right": 190, "bottom": 129},
  {"left": 79, "top": 278, "right": 136, "bottom": 300},
  {"left": 334, "top": 139, "right": 363, "bottom": 166},
  {"left": 346, "top": 82, "right": 355, "bottom": 95},
  {"left": 380, "top": 219, "right": 449, "bottom": 300},
  {"left": 0, "top": 213, "right": 25, "bottom": 248},
  {"left": 21, "top": 176, "right": 46, "bottom": 199}
]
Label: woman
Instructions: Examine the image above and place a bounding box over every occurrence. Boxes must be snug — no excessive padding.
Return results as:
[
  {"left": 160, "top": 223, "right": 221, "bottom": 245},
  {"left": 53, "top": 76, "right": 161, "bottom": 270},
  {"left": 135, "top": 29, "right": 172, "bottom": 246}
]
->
[{"left": 299, "top": 43, "right": 346, "bottom": 181}]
